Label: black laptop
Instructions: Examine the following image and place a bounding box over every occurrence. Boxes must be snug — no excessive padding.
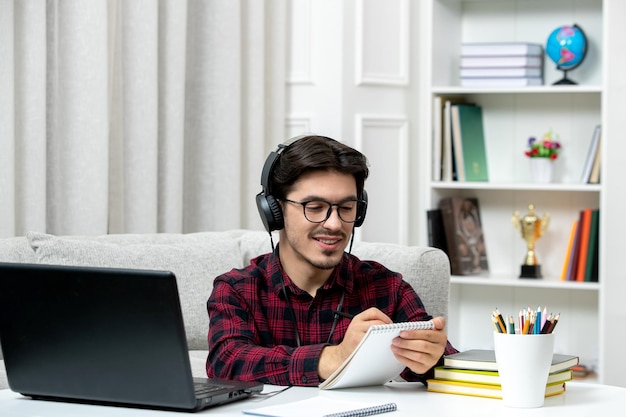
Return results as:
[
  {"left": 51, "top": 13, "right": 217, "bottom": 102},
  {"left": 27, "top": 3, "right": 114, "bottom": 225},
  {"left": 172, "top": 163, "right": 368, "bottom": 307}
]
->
[{"left": 0, "top": 262, "right": 263, "bottom": 412}]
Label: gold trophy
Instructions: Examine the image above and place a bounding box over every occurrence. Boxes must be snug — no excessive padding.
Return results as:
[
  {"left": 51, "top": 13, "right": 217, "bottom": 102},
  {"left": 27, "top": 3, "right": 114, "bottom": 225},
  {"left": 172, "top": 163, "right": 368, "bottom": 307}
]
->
[{"left": 512, "top": 204, "right": 550, "bottom": 278}]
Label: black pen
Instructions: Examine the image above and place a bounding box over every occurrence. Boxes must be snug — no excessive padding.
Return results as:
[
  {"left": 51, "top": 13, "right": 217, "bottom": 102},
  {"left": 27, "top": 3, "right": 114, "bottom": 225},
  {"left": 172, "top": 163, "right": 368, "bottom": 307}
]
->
[{"left": 332, "top": 310, "right": 354, "bottom": 319}]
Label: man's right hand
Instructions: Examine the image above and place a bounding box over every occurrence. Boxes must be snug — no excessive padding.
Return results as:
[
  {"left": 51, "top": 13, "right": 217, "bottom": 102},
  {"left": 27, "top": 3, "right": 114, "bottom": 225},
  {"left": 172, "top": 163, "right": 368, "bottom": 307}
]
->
[{"left": 317, "top": 307, "right": 392, "bottom": 380}]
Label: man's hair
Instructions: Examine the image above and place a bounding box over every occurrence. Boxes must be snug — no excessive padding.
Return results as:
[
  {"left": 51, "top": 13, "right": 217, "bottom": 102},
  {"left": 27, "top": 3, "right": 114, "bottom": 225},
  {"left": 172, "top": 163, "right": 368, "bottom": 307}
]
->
[{"left": 270, "top": 135, "right": 369, "bottom": 200}]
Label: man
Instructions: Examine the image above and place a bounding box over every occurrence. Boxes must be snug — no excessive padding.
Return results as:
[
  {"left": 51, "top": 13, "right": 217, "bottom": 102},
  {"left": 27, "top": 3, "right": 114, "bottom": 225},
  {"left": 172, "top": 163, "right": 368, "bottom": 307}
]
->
[{"left": 206, "top": 135, "right": 457, "bottom": 386}]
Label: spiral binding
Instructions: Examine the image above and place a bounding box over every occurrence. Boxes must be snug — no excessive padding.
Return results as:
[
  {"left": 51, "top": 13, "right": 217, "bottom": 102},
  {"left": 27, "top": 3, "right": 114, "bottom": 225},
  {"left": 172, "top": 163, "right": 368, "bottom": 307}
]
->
[
  {"left": 369, "top": 320, "right": 435, "bottom": 333},
  {"left": 323, "top": 402, "right": 397, "bottom": 417}
]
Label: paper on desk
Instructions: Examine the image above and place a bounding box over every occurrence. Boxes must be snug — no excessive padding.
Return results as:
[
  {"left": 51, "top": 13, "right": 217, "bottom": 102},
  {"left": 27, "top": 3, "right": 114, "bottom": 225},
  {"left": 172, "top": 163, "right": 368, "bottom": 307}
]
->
[{"left": 242, "top": 396, "right": 396, "bottom": 417}]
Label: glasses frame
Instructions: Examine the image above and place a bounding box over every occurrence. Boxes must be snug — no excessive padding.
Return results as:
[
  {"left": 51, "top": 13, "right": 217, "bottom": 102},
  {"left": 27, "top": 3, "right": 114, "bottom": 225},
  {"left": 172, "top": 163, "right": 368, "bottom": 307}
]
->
[{"left": 282, "top": 198, "right": 367, "bottom": 224}]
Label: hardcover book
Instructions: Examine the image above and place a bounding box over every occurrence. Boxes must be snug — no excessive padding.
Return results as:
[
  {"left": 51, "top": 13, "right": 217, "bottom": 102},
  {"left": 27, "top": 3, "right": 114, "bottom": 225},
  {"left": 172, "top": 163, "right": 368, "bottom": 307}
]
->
[
  {"left": 426, "top": 379, "right": 566, "bottom": 399},
  {"left": 433, "top": 366, "right": 573, "bottom": 386},
  {"left": 460, "top": 67, "right": 542, "bottom": 78},
  {"left": 460, "top": 55, "right": 543, "bottom": 68},
  {"left": 461, "top": 42, "right": 543, "bottom": 57},
  {"left": 426, "top": 208, "right": 449, "bottom": 254},
  {"left": 438, "top": 197, "right": 488, "bottom": 275},
  {"left": 460, "top": 77, "right": 543, "bottom": 87},
  {"left": 443, "top": 349, "right": 579, "bottom": 374},
  {"left": 450, "top": 104, "right": 489, "bottom": 182}
]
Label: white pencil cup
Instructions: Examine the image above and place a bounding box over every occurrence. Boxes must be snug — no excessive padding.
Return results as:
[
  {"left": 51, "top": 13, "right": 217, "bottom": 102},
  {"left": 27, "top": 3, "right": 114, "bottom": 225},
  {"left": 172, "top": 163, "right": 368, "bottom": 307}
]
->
[{"left": 493, "top": 332, "right": 555, "bottom": 408}]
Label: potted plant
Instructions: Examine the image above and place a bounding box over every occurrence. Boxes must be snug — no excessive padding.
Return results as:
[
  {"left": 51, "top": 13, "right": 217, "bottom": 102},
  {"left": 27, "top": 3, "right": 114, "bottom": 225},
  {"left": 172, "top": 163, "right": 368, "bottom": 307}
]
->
[{"left": 525, "top": 130, "right": 561, "bottom": 182}]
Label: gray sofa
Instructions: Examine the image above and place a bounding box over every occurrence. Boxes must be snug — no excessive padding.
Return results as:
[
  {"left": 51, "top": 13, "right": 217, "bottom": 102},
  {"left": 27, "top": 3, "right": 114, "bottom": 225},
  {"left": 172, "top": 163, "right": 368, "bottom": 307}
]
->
[{"left": 0, "top": 230, "right": 450, "bottom": 390}]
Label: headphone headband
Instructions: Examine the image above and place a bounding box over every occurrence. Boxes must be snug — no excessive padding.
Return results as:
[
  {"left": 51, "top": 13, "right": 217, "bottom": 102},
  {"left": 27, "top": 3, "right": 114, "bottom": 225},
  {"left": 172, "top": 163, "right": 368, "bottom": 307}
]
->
[{"left": 256, "top": 141, "right": 367, "bottom": 233}]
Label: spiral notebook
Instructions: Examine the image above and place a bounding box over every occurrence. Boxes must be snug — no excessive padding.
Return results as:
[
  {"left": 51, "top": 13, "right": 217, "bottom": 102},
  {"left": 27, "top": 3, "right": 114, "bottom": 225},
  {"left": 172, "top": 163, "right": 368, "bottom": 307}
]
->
[
  {"left": 243, "top": 396, "right": 397, "bottom": 417},
  {"left": 319, "top": 321, "right": 435, "bottom": 390}
]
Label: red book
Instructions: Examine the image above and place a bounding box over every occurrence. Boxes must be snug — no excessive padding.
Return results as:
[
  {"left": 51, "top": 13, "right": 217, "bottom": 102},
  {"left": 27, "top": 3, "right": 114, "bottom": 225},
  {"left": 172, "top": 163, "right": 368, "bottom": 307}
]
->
[{"left": 575, "top": 209, "right": 593, "bottom": 282}]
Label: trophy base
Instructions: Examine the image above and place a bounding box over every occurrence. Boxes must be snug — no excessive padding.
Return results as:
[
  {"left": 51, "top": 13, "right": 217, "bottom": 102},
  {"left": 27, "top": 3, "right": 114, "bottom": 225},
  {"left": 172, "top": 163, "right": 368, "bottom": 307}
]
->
[{"left": 520, "top": 264, "right": 542, "bottom": 279}]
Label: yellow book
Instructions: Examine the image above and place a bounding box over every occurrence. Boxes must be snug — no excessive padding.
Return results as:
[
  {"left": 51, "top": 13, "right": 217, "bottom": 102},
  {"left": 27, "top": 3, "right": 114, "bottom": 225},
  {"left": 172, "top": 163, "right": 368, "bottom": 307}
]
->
[
  {"left": 426, "top": 379, "right": 566, "bottom": 399},
  {"left": 433, "top": 366, "right": 572, "bottom": 386},
  {"left": 561, "top": 220, "right": 578, "bottom": 281}
]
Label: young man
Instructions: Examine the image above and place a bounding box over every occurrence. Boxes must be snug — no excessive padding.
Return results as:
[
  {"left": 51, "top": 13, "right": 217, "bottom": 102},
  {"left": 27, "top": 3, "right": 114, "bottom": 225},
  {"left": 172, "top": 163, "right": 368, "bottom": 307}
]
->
[{"left": 206, "top": 135, "right": 457, "bottom": 386}]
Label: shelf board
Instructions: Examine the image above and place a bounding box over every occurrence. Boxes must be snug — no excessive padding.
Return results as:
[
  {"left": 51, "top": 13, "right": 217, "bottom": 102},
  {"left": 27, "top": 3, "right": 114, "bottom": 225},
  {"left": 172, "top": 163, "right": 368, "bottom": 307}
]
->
[
  {"left": 450, "top": 275, "right": 599, "bottom": 290},
  {"left": 432, "top": 85, "right": 602, "bottom": 95},
  {"left": 430, "top": 181, "right": 601, "bottom": 192}
]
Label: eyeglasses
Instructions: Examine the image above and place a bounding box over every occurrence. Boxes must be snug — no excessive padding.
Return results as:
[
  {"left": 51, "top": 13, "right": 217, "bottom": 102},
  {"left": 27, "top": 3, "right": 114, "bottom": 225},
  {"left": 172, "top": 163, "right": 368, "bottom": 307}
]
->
[{"left": 282, "top": 198, "right": 366, "bottom": 224}]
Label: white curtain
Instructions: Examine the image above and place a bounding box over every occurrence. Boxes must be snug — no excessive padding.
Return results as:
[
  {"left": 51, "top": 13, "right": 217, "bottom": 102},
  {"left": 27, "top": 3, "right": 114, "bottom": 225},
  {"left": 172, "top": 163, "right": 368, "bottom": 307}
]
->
[{"left": 0, "top": 0, "right": 286, "bottom": 237}]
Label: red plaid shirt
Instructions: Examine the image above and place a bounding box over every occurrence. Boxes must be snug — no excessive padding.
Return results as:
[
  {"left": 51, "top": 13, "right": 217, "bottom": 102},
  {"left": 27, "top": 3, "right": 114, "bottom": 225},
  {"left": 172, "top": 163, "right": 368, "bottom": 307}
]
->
[{"left": 206, "top": 247, "right": 457, "bottom": 386}]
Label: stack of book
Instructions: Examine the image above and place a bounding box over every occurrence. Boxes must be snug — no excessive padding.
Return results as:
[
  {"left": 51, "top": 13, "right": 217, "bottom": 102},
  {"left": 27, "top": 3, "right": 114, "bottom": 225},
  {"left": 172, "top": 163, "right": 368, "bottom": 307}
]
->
[
  {"left": 427, "top": 349, "right": 578, "bottom": 399},
  {"left": 561, "top": 208, "right": 600, "bottom": 282},
  {"left": 460, "top": 42, "right": 544, "bottom": 87}
]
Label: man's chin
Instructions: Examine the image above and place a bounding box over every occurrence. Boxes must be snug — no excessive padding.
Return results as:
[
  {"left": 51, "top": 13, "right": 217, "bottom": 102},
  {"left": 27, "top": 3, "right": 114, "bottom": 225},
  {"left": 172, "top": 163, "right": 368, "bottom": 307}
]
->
[{"left": 309, "top": 253, "right": 343, "bottom": 270}]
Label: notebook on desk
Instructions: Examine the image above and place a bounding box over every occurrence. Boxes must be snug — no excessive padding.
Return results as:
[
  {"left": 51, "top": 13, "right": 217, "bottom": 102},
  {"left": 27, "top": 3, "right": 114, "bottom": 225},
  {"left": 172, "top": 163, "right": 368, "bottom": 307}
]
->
[{"left": 0, "top": 262, "right": 263, "bottom": 412}]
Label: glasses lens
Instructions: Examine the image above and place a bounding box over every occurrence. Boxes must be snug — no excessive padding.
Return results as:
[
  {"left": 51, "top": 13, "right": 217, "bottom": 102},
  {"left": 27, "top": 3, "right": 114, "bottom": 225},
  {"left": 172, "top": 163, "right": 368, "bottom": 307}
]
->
[{"left": 302, "top": 201, "right": 358, "bottom": 223}]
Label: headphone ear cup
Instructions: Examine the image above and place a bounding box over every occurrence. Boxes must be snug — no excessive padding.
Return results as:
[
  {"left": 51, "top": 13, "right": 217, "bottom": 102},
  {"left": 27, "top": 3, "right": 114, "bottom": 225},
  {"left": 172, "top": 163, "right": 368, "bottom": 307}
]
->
[
  {"left": 354, "top": 189, "right": 368, "bottom": 228},
  {"left": 256, "top": 193, "right": 284, "bottom": 232}
]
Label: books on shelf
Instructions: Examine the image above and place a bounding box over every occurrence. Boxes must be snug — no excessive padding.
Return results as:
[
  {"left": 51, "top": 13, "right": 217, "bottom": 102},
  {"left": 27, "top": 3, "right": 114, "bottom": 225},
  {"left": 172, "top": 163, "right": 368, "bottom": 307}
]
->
[
  {"left": 443, "top": 349, "right": 580, "bottom": 374},
  {"left": 433, "top": 366, "right": 573, "bottom": 386},
  {"left": 562, "top": 208, "right": 600, "bottom": 282},
  {"left": 450, "top": 103, "right": 489, "bottom": 182},
  {"left": 460, "top": 42, "right": 544, "bottom": 88},
  {"left": 461, "top": 42, "right": 543, "bottom": 57},
  {"left": 460, "top": 67, "right": 542, "bottom": 78},
  {"left": 426, "top": 208, "right": 449, "bottom": 254},
  {"left": 461, "top": 77, "right": 543, "bottom": 87},
  {"left": 433, "top": 96, "right": 466, "bottom": 182},
  {"left": 426, "top": 379, "right": 566, "bottom": 399},
  {"left": 461, "top": 55, "right": 543, "bottom": 68},
  {"left": 432, "top": 97, "right": 488, "bottom": 183},
  {"left": 438, "top": 197, "right": 488, "bottom": 275},
  {"left": 580, "top": 125, "right": 602, "bottom": 183}
]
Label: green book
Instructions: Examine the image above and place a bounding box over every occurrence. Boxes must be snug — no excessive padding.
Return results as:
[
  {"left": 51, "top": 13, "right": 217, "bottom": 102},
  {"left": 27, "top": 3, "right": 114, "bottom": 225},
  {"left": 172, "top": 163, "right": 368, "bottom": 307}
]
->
[
  {"left": 451, "top": 104, "right": 489, "bottom": 182},
  {"left": 584, "top": 209, "right": 600, "bottom": 282}
]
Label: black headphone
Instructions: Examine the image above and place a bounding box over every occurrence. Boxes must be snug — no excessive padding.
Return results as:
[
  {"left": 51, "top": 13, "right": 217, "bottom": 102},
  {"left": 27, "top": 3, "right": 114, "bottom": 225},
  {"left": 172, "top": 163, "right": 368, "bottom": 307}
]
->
[{"left": 256, "top": 143, "right": 368, "bottom": 233}]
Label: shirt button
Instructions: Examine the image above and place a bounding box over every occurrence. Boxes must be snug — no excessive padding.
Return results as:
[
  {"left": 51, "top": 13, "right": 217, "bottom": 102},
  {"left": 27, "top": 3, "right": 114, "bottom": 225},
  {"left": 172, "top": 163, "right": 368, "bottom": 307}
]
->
[{"left": 301, "top": 376, "right": 308, "bottom": 384}]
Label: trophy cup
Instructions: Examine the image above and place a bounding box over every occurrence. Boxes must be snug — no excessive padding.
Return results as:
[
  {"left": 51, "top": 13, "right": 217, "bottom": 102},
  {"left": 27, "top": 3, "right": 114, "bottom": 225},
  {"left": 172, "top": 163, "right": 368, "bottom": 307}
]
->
[{"left": 512, "top": 204, "right": 550, "bottom": 278}]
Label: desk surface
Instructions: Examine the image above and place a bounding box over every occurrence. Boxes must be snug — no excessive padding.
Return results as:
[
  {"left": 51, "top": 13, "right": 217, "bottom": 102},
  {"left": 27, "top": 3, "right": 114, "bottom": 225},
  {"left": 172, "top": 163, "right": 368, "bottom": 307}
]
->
[{"left": 1, "top": 381, "right": 624, "bottom": 416}]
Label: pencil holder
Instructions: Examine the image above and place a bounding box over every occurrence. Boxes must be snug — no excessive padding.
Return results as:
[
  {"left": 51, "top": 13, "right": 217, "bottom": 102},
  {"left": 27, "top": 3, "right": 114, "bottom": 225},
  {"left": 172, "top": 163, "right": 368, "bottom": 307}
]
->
[{"left": 493, "top": 332, "right": 555, "bottom": 408}]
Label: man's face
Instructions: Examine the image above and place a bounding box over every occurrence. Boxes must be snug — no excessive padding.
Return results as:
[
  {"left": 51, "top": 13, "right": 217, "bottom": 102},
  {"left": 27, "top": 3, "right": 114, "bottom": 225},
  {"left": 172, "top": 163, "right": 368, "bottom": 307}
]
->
[{"left": 279, "top": 170, "right": 358, "bottom": 277}]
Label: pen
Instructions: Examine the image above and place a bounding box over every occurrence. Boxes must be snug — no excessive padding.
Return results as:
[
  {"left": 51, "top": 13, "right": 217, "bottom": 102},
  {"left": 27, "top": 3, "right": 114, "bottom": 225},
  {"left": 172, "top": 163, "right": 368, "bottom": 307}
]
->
[{"left": 332, "top": 310, "right": 354, "bottom": 319}]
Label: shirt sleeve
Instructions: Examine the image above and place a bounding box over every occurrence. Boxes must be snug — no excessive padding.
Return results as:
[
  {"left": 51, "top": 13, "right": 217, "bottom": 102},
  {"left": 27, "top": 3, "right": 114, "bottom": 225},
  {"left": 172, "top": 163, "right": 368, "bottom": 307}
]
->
[{"left": 206, "top": 276, "right": 326, "bottom": 387}]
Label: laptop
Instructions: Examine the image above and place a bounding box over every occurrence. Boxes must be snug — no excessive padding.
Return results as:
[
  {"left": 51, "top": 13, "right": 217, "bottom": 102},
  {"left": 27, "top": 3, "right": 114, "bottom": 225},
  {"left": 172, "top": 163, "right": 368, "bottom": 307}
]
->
[{"left": 0, "top": 262, "right": 263, "bottom": 412}]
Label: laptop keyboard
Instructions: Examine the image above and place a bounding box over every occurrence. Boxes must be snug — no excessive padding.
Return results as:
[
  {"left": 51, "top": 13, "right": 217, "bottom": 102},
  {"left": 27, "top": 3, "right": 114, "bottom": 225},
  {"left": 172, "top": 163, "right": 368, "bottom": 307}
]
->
[{"left": 194, "top": 382, "right": 228, "bottom": 398}]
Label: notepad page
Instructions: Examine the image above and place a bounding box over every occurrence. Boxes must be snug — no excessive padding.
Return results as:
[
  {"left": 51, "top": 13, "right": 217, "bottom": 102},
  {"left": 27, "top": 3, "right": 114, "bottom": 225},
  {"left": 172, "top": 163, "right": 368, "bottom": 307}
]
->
[{"left": 319, "top": 321, "right": 434, "bottom": 390}]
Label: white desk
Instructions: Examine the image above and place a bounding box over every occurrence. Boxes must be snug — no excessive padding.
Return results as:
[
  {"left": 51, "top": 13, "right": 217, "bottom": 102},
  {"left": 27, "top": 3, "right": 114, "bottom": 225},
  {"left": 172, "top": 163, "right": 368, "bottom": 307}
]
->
[{"left": 0, "top": 381, "right": 624, "bottom": 416}]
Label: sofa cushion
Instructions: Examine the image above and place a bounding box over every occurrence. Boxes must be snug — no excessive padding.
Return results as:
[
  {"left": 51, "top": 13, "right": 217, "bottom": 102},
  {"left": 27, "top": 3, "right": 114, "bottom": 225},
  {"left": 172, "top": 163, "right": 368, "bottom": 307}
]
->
[
  {"left": 27, "top": 231, "right": 243, "bottom": 350},
  {"left": 351, "top": 242, "right": 449, "bottom": 321}
]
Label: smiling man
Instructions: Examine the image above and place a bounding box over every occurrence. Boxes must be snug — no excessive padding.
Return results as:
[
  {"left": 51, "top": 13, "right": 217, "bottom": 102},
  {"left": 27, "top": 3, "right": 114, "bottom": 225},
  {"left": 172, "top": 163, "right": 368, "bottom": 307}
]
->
[{"left": 206, "top": 135, "right": 457, "bottom": 386}]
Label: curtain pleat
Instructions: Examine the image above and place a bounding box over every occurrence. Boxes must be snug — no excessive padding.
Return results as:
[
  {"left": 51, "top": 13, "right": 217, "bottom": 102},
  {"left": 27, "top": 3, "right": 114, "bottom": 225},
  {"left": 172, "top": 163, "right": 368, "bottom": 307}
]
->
[
  {"left": 48, "top": 0, "right": 110, "bottom": 235},
  {"left": 0, "top": 0, "right": 285, "bottom": 238},
  {"left": 14, "top": 0, "right": 47, "bottom": 234},
  {"left": 0, "top": 0, "right": 16, "bottom": 237},
  {"left": 157, "top": 0, "right": 187, "bottom": 233}
]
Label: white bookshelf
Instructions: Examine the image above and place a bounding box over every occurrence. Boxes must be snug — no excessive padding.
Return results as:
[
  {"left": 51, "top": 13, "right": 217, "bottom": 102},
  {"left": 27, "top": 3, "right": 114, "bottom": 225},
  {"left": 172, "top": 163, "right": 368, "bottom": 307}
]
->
[{"left": 420, "top": 0, "right": 626, "bottom": 386}]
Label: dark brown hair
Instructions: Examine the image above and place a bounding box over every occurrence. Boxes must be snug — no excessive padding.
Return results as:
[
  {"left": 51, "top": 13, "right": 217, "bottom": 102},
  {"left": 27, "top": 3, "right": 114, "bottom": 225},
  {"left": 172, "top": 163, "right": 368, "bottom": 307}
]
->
[{"left": 270, "top": 135, "right": 369, "bottom": 200}]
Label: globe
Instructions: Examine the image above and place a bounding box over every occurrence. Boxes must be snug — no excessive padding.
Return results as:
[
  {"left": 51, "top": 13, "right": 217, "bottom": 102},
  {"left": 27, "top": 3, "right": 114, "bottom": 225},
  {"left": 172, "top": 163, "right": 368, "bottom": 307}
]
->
[{"left": 546, "top": 24, "right": 588, "bottom": 85}]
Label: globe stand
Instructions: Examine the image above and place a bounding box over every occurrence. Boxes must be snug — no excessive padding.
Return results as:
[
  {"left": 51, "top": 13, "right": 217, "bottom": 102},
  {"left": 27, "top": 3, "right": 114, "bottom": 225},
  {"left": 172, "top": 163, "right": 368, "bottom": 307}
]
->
[{"left": 553, "top": 69, "right": 577, "bottom": 85}]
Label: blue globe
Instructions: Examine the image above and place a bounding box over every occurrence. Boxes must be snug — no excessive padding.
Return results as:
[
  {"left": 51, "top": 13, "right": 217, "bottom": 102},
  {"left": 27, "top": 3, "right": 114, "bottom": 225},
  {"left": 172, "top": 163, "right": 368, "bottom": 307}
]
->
[{"left": 546, "top": 24, "right": 587, "bottom": 71}]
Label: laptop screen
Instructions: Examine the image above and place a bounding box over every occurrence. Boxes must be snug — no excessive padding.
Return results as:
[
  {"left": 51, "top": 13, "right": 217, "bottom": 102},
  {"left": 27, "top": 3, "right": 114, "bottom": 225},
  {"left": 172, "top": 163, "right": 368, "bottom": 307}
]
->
[{"left": 0, "top": 262, "right": 262, "bottom": 411}]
